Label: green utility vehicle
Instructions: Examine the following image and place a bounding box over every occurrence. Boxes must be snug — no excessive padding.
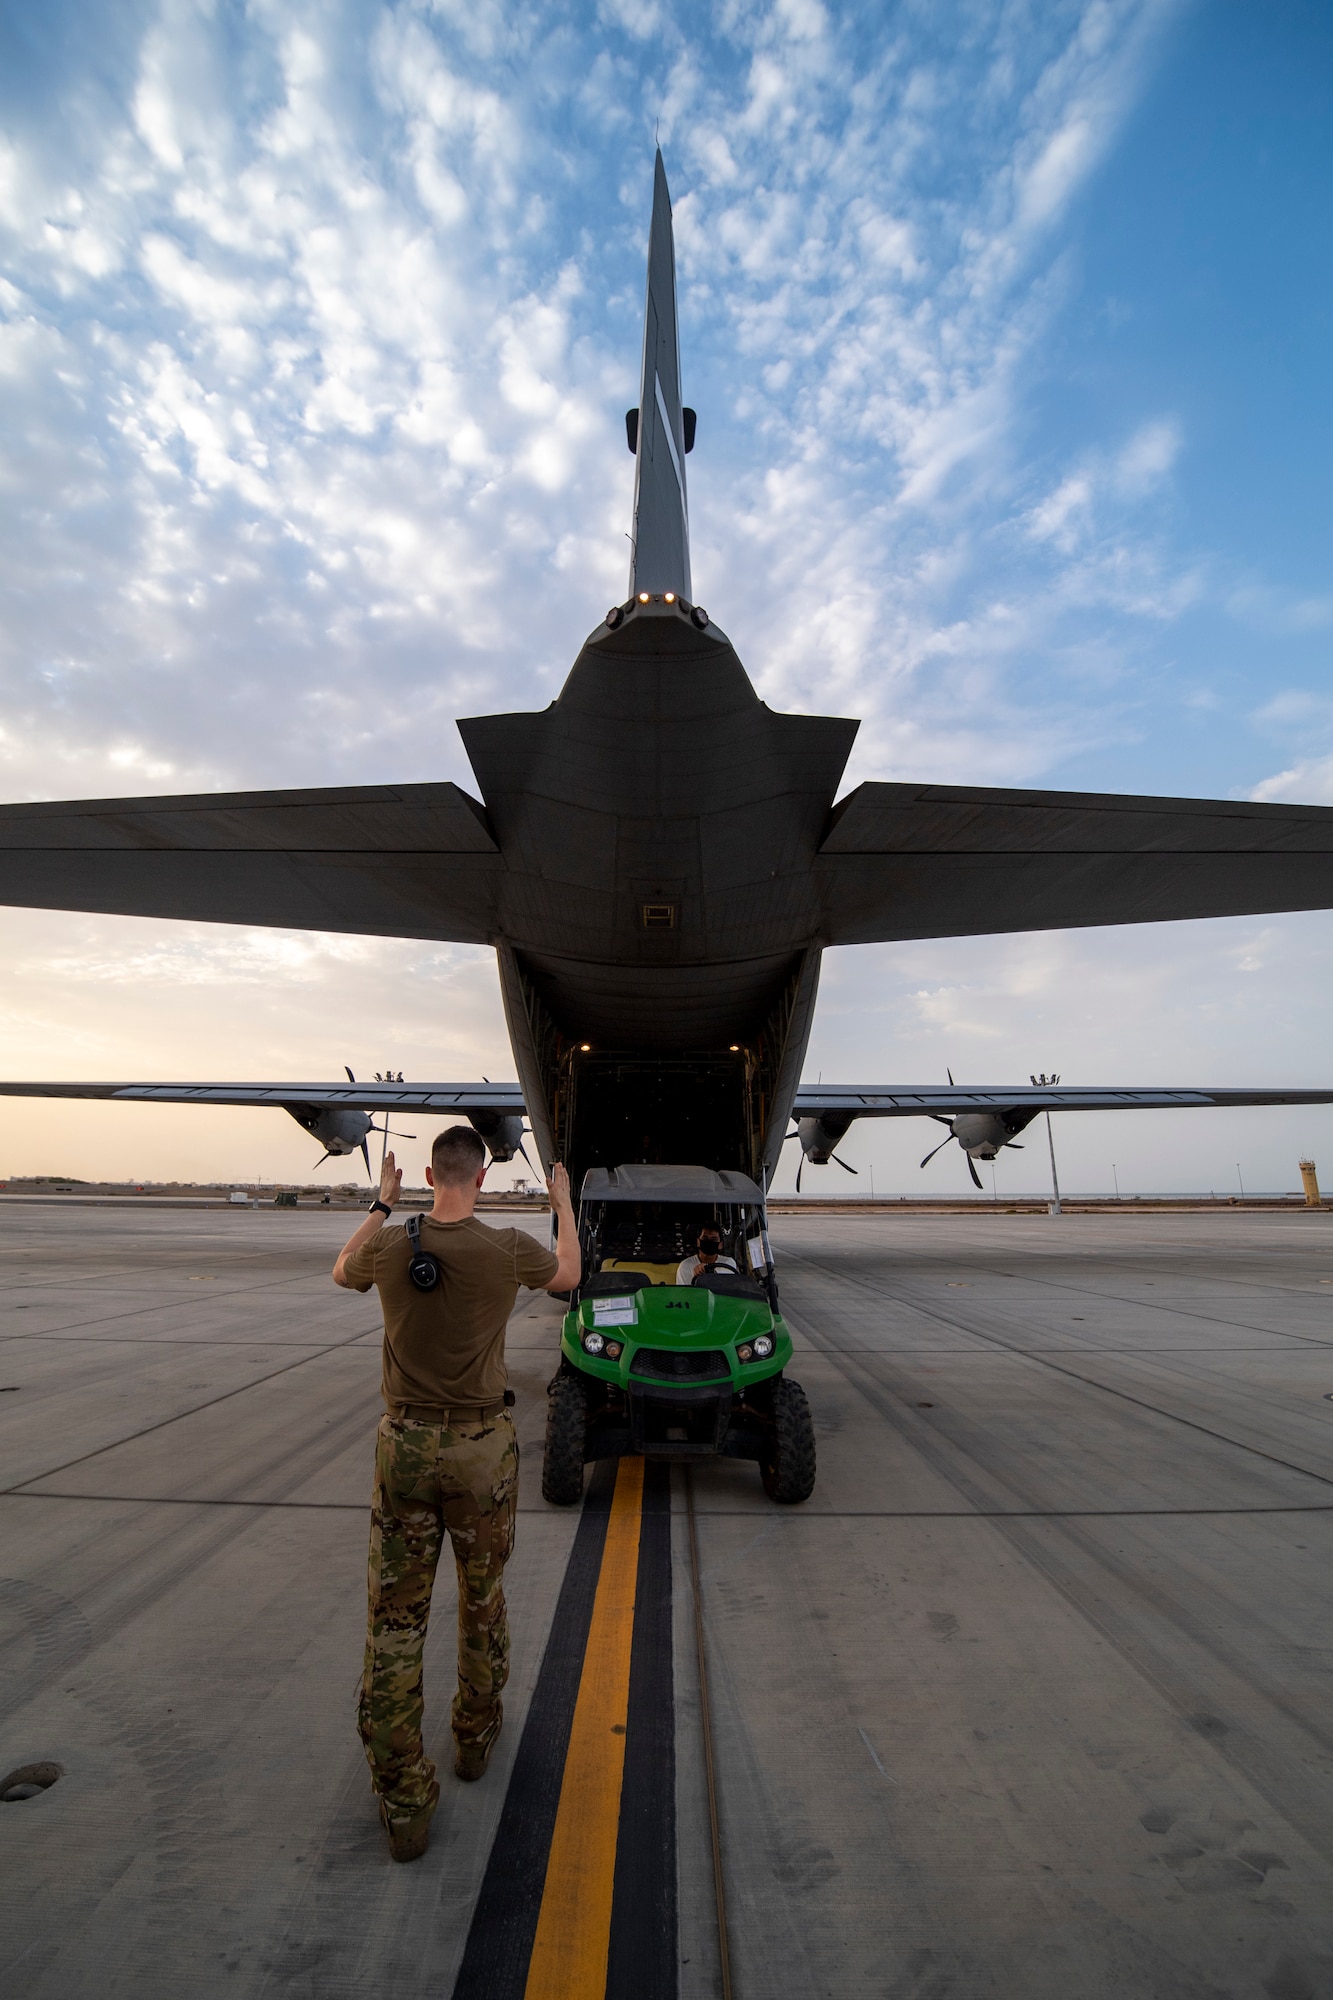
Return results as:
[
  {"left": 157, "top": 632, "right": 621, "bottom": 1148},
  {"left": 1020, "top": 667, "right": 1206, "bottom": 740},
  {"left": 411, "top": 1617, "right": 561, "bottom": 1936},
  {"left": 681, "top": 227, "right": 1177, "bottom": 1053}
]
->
[{"left": 541, "top": 1164, "right": 815, "bottom": 1505}]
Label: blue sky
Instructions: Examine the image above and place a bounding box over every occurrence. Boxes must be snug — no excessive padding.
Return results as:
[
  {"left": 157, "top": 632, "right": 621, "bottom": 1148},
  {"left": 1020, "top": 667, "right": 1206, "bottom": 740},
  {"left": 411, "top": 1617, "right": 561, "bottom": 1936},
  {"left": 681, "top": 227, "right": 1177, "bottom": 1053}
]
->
[{"left": 0, "top": 0, "right": 1331, "bottom": 1193}]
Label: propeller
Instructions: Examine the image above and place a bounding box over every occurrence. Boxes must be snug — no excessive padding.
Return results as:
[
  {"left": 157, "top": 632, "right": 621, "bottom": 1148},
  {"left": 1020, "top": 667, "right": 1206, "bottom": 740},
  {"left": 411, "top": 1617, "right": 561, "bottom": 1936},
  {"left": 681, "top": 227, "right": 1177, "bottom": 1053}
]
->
[
  {"left": 358, "top": 1127, "right": 418, "bottom": 1179},
  {"left": 783, "top": 1120, "right": 858, "bottom": 1190},
  {"left": 370, "top": 1121, "right": 417, "bottom": 1172},
  {"left": 920, "top": 1132, "right": 955, "bottom": 1169},
  {"left": 966, "top": 1154, "right": 984, "bottom": 1191}
]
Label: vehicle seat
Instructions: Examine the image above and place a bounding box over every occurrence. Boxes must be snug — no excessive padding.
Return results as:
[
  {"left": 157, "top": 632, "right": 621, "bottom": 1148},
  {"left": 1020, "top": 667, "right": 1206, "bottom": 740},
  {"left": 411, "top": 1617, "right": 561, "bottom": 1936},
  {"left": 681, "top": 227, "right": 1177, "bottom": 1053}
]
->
[
  {"left": 602, "top": 1257, "right": 678, "bottom": 1285},
  {"left": 583, "top": 1270, "right": 653, "bottom": 1296}
]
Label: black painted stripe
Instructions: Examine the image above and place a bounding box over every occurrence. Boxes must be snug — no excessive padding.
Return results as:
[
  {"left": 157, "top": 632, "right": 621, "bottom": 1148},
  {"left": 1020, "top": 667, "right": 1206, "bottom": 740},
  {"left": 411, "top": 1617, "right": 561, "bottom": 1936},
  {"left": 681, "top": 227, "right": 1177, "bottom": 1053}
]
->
[
  {"left": 606, "top": 1460, "right": 677, "bottom": 2000},
  {"left": 451, "top": 1459, "right": 618, "bottom": 2000}
]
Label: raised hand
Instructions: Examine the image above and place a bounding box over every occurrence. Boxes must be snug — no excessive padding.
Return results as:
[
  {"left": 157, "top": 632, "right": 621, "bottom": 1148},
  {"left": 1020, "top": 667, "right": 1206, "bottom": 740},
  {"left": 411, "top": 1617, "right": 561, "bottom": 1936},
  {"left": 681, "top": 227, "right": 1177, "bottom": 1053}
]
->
[{"left": 379, "top": 1149, "right": 403, "bottom": 1208}]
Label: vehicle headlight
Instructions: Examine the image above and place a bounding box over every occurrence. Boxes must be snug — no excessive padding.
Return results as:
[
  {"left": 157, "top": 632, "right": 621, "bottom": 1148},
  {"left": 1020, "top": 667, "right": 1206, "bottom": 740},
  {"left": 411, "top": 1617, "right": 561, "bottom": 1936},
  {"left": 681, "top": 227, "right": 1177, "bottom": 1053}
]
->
[
  {"left": 604, "top": 1340, "right": 622, "bottom": 1360},
  {"left": 583, "top": 1330, "right": 606, "bottom": 1355},
  {"left": 736, "top": 1343, "right": 754, "bottom": 1362},
  {"left": 752, "top": 1334, "right": 774, "bottom": 1359}
]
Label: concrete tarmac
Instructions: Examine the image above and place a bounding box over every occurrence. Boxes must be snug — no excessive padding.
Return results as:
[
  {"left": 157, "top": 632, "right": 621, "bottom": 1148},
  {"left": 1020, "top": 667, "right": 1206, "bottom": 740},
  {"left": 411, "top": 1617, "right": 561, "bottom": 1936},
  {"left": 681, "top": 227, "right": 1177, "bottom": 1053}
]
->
[{"left": 2, "top": 1204, "right": 1332, "bottom": 1997}]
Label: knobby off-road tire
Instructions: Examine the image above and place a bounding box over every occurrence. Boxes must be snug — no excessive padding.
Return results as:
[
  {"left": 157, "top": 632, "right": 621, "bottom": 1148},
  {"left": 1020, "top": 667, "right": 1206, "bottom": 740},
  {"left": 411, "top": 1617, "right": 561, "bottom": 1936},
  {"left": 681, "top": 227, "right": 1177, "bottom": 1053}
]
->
[
  {"left": 542, "top": 1368, "right": 589, "bottom": 1505},
  {"left": 760, "top": 1376, "right": 816, "bottom": 1504}
]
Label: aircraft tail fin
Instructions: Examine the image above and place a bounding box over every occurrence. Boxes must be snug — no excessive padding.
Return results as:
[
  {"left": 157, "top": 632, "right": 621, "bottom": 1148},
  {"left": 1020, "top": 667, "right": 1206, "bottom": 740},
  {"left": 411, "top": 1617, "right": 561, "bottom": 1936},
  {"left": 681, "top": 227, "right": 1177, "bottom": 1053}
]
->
[{"left": 629, "top": 150, "right": 692, "bottom": 600}]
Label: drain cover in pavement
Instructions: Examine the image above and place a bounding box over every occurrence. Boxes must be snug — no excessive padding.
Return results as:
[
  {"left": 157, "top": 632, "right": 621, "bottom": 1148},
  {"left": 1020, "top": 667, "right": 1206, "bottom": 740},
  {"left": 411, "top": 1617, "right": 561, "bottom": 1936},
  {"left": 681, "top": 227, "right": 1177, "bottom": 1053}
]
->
[{"left": 1, "top": 1762, "right": 61, "bottom": 1802}]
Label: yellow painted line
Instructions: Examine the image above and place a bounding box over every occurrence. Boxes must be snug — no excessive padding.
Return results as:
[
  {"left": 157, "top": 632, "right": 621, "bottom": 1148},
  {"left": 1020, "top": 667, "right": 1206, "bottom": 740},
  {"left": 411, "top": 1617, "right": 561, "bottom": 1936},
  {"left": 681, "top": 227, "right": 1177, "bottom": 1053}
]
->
[{"left": 524, "top": 1456, "right": 644, "bottom": 2000}]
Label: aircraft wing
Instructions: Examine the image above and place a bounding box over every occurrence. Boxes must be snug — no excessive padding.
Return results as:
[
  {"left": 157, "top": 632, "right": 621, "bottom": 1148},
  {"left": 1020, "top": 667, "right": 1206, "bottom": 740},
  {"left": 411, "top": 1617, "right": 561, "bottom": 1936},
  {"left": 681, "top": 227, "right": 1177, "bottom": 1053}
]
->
[
  {"left": 4, "top": 1077, "right": 1325, "bottom": 1119},
  {"left": 793, "top": 1085, "right": 1333, "bottom": 1118},
  {"left": 0, "top": 1081, "right": 526, "bottom": 1113},
  {"left": 817, "top": 783, "right": 1333, "bottom": 944},
  {"left": 0, "top": 782, "right": 501, "bottom": 943}
]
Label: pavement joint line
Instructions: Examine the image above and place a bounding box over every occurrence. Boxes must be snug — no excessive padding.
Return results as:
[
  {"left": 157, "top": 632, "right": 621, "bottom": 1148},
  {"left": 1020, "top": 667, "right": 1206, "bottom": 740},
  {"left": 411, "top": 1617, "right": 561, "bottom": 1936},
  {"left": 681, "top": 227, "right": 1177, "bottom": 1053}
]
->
[
  {"left": 6, "top": 1491, "right": 1332, "bottom": 1518},
  {"left": 972, "top": 1245, "right": 1333, "bottom": 1306},
  {"left": 0, "top": 1323, "right": 383, "bottom": 1494},
  {"left": 38, "top": 1333, "right": 1331, "bottom": 1357},
  {"left": 0, "top": 1334, "right": 343, "bottom": 1348},
  {"left": 0, "top": 1274, "right": 342, "bottom": 1344},
  {"left": 0, "top": 1262, "right": 330, "bottom": 1295},
  {"left": 782, "top": 1301, "right": 1333, "bottom": 1794},
  {"left": 782, "top": 1251, "right": 1333, "bottom": 1493},
  {"left": 869, "top": 1256, "right": 1333, "bottom": 1350},
  {"left": 786, "top": 1342, "right": 1333, "bottom": 1356}
]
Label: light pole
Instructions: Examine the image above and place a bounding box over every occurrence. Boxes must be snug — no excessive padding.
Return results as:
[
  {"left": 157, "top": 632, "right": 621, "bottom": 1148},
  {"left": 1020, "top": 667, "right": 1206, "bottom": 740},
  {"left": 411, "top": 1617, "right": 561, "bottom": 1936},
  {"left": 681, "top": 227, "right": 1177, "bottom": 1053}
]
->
[{"left": 1046, "top": 1112, "right": 1062, "bottom": 1217}]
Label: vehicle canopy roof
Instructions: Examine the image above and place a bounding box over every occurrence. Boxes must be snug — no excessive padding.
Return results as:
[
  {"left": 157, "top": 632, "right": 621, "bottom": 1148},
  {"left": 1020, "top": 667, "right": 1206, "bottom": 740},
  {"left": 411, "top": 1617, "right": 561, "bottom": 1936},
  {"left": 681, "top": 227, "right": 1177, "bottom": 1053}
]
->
[{"left": 580, "top": 1164, "right": 765, "bottom": 1206}]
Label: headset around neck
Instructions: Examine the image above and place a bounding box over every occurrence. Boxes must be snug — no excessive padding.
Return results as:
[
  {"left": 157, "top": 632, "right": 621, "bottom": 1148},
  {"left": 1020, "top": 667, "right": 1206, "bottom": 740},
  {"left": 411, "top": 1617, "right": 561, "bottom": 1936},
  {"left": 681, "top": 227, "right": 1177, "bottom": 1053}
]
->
[{"left": 405, "top": 1211, "right": 442, "bottom": 1292}]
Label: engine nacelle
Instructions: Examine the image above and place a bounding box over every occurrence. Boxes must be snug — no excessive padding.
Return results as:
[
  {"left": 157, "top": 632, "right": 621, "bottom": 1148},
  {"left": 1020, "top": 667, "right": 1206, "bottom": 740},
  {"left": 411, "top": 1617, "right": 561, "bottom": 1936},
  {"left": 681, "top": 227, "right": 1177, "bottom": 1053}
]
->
[
  {"left": 796, "top": 1113, "right": 855, "bottom": 1166},
  {"left": 283, "top": 1103, "right": 374, "bottom": 1156},
  {"left": 952, "top": 1110, "right": 1038, "bottom": 1158},
  {"left": 467, "top": 1111, "right": 529, "bottom": 1166}
]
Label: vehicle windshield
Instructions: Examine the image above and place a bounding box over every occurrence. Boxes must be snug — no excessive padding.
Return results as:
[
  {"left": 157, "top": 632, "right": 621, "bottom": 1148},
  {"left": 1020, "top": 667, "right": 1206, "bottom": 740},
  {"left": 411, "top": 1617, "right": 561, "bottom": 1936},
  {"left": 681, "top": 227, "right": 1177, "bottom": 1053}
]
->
[{"left": 581, "top": 1199, "right": 758, "bottom": 1280}]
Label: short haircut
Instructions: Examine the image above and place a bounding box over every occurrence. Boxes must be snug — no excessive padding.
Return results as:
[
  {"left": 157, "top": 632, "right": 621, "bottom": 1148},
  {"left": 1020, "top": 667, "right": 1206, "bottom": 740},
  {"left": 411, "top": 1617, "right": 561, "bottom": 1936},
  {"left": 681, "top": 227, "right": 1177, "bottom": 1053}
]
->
[
  {"left": 698, "top": 1226, "right": 722, "bottom": 1247},
  {"left": 431, "top": 1125, "right": 487, "bottom": 1186}
]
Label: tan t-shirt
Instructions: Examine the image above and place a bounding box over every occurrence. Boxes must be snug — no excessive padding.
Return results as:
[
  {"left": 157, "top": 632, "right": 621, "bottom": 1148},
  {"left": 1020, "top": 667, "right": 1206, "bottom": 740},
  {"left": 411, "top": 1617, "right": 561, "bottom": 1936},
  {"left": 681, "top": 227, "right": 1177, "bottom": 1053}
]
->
[{"left": 343, "top": 1214, "right": 559, "bottom": 1410}]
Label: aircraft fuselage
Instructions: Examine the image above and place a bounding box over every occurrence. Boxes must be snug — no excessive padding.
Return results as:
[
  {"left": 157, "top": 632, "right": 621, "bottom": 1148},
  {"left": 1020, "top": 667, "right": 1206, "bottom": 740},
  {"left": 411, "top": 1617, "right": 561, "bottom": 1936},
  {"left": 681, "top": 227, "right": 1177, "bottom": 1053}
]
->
[{"left": 462, "top": 598, "right": 855, "bottom": 1187}]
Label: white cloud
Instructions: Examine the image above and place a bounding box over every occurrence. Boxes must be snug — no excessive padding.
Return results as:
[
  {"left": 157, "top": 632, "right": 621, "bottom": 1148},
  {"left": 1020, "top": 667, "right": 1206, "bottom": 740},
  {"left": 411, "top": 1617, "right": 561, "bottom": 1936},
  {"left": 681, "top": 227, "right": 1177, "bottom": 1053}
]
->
[
  {"left": 4, "top": 0, "right": 1325, "bottom": 1188},
  {"left": 1113, "top": 415, "right": 1181, "bottom": 493},
  {"left": 1025, "top": 474, "right": 1093, "bottom": 548},
  {"left": 1250, "top": 760, "right": 1333, "bottom": 806}
]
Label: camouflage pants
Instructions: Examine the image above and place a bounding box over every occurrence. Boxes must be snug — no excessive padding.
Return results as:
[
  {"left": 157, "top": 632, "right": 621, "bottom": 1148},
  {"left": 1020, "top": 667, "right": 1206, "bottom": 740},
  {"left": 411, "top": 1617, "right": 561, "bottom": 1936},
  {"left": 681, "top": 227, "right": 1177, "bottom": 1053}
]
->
[{"left": 358, "top": 1411, "right": 518, "bottom": 1816}]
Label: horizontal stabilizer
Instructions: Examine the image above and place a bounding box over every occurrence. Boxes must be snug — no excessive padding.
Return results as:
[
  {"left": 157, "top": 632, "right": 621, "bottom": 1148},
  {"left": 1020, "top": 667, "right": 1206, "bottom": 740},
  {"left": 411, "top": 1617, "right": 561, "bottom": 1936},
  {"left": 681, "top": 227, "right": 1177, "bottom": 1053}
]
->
[
  {"left": 818, "top": 782, "right": 1333, "bottom": 943},
  {"left": 0, "top": 782, "right": 500, "bottom": 942}
]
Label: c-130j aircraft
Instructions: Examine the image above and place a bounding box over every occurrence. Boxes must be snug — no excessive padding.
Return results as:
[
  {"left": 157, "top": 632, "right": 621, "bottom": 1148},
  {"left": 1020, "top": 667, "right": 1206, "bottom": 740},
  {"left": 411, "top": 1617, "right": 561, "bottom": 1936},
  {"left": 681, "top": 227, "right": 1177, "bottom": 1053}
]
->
[{"left": 3, "top": 151, "right": 1333, "bottom": 1190}]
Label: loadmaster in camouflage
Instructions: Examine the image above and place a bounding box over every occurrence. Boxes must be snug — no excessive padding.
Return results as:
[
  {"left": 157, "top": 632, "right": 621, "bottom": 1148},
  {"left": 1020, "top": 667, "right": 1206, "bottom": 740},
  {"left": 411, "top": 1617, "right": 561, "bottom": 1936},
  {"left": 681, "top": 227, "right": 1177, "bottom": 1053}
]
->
[{"left": 358, "top": 1409, "right": 519, "bottom": 1817}]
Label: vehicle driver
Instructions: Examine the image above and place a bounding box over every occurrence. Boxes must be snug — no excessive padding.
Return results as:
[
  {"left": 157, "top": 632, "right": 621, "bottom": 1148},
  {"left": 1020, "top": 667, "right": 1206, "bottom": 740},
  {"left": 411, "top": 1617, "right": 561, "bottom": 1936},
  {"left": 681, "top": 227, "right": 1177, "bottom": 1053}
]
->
[
  {"left": 332, "top": 1127, "right": 580, "bottom": 1863},
  {"left": 676, "top": 1225, "right": 738, "bottom": 1286}
]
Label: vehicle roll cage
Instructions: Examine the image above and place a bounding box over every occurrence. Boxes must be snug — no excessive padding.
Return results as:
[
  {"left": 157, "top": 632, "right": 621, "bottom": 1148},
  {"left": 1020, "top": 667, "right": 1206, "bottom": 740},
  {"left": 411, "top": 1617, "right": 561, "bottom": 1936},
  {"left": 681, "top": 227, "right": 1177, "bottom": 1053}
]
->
[{"left": 574, "top": 1184, "right": 778, "bottom": 1311}]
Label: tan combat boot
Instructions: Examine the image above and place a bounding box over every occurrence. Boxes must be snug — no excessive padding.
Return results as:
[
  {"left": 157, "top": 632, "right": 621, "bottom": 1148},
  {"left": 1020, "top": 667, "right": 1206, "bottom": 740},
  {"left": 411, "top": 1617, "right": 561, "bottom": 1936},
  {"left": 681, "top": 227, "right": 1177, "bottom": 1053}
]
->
[
  {"left": 453, "top": 1737, "right": 493, "bottom": 1782},
  {"left": 454, "top": 1710, "right": 503, "bottom": 1782},
  {"left": 380, "top": 1779, "right": 440, "bottom": 1863}
]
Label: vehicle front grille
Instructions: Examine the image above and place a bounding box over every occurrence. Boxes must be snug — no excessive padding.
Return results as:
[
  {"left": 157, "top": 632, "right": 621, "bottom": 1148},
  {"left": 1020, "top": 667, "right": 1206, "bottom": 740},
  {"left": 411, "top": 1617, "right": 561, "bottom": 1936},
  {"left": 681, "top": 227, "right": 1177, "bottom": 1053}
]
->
[{"left": 630, "top": 1347, "right": 730, "bottom": 1383}]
